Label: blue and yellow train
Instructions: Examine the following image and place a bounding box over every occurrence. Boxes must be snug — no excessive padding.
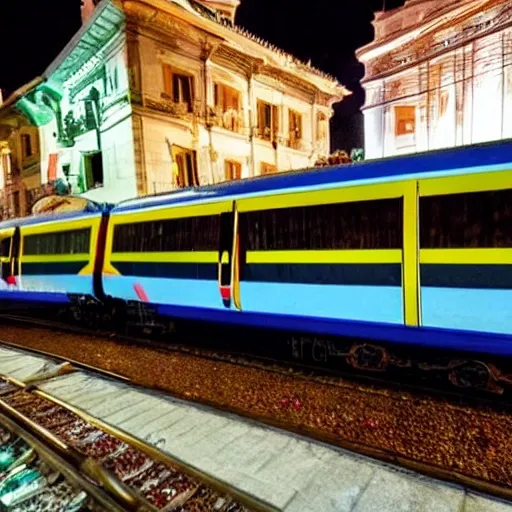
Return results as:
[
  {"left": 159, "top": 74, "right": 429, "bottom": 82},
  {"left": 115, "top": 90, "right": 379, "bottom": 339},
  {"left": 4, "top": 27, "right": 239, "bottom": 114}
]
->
[{"left": 1, "top": 139, "right": 512, "bottom": 391}]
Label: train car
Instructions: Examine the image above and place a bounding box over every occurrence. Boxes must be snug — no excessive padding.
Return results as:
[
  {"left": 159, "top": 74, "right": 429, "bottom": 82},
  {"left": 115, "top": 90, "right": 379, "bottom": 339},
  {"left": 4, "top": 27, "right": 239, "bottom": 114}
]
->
[
  {"left": 0, "top": 209, "right": 106, "bottom": 310},
  {"left": 102, "top": 139, "right": 512, "bottom": 386}
]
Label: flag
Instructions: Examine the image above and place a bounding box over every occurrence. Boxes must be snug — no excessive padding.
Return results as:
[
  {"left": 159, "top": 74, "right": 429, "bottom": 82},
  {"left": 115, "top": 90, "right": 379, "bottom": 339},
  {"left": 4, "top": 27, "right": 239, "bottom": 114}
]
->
[{"left": 166, "top": 138, "right": 179, "bottom": 177}]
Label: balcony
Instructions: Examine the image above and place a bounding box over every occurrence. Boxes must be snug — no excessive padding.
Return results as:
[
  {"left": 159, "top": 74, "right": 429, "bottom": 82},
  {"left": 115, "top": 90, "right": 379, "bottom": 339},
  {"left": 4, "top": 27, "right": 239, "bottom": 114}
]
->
[
  {"left": 283, "top": 136, "right": 305, "bottom": 151},
  {"left": 255, "top": 126, "right": 276, "bottom": 143},
  {"left": 209, "top": 107, "right": 245, "bottom": 134},
  {"left": 144, "top": 94, "right": 203, "bottom": 120}
]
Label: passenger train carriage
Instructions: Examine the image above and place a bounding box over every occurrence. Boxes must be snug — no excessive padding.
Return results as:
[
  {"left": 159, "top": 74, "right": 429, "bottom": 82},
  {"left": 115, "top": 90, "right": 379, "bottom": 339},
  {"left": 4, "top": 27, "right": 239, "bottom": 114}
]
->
[
  {"left": 1, "top": 139, "right": 512, "bottom": 391},
  {"left": 0, "top": 210, "right": 105, "bottom": 306}
]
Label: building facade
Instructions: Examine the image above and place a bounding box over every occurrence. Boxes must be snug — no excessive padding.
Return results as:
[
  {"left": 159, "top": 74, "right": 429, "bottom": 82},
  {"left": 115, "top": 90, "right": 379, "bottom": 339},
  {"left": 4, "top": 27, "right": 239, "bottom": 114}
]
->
[
  {"left": 0, "top": 83, "right": 47, "bottom": 218},
  {"left": 0, "top": 0, "right": 349, "bottom": 215},
  {"left": 357, "top": 0, "right": 512, "bottom": 159}
]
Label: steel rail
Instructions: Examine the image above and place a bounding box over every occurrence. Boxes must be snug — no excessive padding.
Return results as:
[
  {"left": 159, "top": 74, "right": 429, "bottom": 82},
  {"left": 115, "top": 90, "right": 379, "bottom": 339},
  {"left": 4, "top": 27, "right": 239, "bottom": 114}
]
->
[
  {"left": 0, "top": 409, "right": 130, "bottom": 511},
  {"left": 0, "top": 375, "right": 278, "bottom": 512}
]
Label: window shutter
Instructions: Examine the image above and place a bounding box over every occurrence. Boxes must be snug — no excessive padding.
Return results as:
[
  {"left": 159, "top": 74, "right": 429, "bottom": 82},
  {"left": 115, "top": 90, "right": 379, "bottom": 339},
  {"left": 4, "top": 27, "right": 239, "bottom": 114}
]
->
[{"left": 163, "top": 64, "right": 172, "bottom": 96}]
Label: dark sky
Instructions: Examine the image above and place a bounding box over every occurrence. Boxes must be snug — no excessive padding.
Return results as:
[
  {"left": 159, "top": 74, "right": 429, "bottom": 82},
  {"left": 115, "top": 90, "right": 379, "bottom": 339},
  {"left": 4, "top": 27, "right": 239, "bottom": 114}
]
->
[{"left": 0, "top": 0, "right": 405, "bottom": 150}]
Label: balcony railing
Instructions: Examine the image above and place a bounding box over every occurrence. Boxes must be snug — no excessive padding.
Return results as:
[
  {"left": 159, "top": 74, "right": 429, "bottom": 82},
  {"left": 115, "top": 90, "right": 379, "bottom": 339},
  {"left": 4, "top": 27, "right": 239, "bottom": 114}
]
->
[
  {"left": 255, "top": 126, "right": 277, "bottom": 142},
  {"left": 144, "top": 94, "right": 203, "bottom": 119},
  {"left": 283, "top": 136, "right": 305, "bottom": 151},
  {"left": 209, "top": 107, "right": 245, "bottom": 134}
]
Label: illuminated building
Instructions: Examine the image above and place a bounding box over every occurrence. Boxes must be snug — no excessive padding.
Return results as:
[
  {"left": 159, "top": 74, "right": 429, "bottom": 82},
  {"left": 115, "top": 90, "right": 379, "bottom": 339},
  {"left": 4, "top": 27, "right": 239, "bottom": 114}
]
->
[
  {"left": 357, "top": 0, "right": 512, "bottom": 159},
  {"left": 0, "top": 0, "right": 349, "bottom": 215},
  {"left": 0, "top": 81, "right": 46, "bottom": 218}
]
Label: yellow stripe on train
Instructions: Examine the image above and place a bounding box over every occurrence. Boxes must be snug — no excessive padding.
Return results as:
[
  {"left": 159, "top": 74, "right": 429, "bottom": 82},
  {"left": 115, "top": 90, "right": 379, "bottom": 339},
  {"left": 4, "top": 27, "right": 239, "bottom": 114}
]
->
[
  {"left": 419, "top": 169, "right": 512, "bottom": 197},
  {"left": 420, "top": 248, "right": 512, "bottom": 265},
  {"left": 21, "top": 254, "right": 91, "bottom": 263},
  {"left": 246, "top": 249, "right": 402, "bottom": 265},
  {"left": 109, "top": 251, "right": 227, "bottom": 264},
  {"left": 109, "top": 201, "right": 234, "bottom": 225},
  {"left": 237, "top": 181, "right": 406, "bottom": 213}
]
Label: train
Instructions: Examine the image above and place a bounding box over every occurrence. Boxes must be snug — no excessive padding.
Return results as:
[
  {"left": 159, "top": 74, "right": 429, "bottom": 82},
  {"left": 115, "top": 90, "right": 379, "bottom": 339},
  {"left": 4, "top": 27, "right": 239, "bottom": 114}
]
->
[{"left": 1, "top": 138, "right": 512, "bottom": 392}]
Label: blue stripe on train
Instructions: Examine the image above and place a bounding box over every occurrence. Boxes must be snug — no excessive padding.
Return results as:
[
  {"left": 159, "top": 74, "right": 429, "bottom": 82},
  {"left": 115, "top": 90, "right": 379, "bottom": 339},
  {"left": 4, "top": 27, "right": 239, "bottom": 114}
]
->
[
  {"left": 0, "top": 291, "right": 70, "bottom": 304},
  {"left": 156, "top": 303, "right": 512, "bottom": 357}
]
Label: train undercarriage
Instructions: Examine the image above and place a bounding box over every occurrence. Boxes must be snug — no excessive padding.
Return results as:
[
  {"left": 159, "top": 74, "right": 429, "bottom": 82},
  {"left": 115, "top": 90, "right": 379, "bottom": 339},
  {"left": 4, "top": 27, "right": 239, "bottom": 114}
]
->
[{"left": 8, "top": 296, "right": 512, "bottom": 398}]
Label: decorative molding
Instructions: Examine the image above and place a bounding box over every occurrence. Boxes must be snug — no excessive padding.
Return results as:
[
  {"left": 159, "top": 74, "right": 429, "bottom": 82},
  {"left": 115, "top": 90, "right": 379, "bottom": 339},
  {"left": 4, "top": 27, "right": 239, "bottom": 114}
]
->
[
  {"left": 69, "top": 65, "right": 106, "bottom": 101},
  {"left": 122, "top": 0, "right": 345, "bottom": 99},
  {"left": 364, "top": 1, "right": 512, "bottom": 81},
  {"left": 211, "top": 46, "right": 259, "bottom": 78}
]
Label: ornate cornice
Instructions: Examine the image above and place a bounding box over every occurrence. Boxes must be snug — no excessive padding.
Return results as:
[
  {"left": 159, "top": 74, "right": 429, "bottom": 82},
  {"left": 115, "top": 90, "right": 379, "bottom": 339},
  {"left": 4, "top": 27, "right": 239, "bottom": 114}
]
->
[
  {"left": 69, "top": 65, "right": 106, "bottom": 102},
  {"left": 362, "top": 0, "right": 512, "bottom": 83},
  {"left": 125, "top": 1, "right": 216, "bottom": 48},
  {"left": 124, "top": 0, "right": 347, "bottom": 99},
  {"left": 210, "top": 45, "right": 260, "bottom": 77}
]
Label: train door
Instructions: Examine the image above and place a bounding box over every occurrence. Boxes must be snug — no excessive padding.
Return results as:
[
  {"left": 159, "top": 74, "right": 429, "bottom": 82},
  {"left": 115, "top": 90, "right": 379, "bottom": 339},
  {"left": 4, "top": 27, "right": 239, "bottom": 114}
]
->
[
  {"left": 218, "top": 202, "right": 241, "bottom": 310},
  {"left": 0, "top": 228, "right": 18, "bottom": 284}
]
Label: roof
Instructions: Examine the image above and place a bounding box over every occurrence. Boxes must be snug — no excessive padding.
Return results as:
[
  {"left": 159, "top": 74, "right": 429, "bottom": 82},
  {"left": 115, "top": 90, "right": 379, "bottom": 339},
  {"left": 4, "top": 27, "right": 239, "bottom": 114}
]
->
[
  {"left": 174, "top": 0, "right": 342, "bottom": 85},
  {"left": 112, "top": 138, "right": 512, "bottom": 214},
  {"left": 357, "top": 0, "right": 483, "bottom": 62},
  {"left": 45, "top": 0, "right": 125, "bottom": 83},
  {"left": 0, "top": 209, "right": 106, "bottom": 231}
]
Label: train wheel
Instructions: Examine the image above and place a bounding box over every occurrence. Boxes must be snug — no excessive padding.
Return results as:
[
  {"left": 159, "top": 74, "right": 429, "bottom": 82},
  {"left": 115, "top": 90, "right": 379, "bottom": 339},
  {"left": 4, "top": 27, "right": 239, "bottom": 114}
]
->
[
  {"left": 347, "top": 344, "right": 389, "bottom": 372},
  {"left": 448, "top": 361, "right": 502, "bottom": 393}
]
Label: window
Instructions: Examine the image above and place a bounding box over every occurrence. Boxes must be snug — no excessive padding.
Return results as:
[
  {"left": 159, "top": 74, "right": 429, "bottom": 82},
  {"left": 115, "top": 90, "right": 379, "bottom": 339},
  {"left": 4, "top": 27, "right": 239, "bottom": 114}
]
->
[
  {"left": 163, "top": 64, "right": 194, "bottom": 112},
  {"left": 394, "top": 106, "right": 416, "bottom": 136},
  {"left": 20, "top": 134, "right": 32, "bottom": 159},
  {"left": 214, "top": 83, "right": 240, "bottom": 112},
  {"left": 174, "top": 147, "right": 198, "bottom": 188},
  {"left": 261, "top": 163, "right": 276, "bottom": 175},
  {"left": 316, "top": 112, "right": 327, "bottom": 142},
  {"left": 0, "top": 237, "right": 11, "bottom": 279},
  {"left": 288, "top": 109, "right": 302, "bottom": 149},
  {"left": 241, "top": 198, "right": 403, "bottom": 251},
  {"left": 83, "top": 152, "right": 103, "bottom": 190},
  {"left": 214, "top": 83, "right": 242, "bottom": 131},
  {"left": 84, "top": 100, "right": 97, "bottom": 130},
  {"left": 257, "top": 100, "right": 278, "bottom": 141},
  {"left": 225, "top": 160, "right": 242, "bottom": 181},
  {"left": 112, "top": 215, "right": 221, "bottom": 253},
  {"left": 23, "top": 229, "right": 91, "bottom": 255},
  {"left": 420, "top": 189, "right": 512, "bottom": 248},
  {"left": 0, "top": 238, "right": 10, "bottom": 258}
]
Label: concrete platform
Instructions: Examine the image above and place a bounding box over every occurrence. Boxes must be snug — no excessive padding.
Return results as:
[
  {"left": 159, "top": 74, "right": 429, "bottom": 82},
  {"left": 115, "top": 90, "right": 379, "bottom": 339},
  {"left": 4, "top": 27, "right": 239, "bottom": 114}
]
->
[{"left": 0, "top": 346, "right": 509, "bottom": 512}]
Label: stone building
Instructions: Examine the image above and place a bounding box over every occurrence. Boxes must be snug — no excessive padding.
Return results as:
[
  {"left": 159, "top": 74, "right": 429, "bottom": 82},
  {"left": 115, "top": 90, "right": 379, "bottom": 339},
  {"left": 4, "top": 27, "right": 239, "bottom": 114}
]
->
[
  {"left": 0, "top": 80, "right": 48, "bottom": 218},
  {"left": 0, "top": 0, "right": 349, "bottom": 216},
  {"left": 357, "top": 0, "right": 512, "bottom": 159}
]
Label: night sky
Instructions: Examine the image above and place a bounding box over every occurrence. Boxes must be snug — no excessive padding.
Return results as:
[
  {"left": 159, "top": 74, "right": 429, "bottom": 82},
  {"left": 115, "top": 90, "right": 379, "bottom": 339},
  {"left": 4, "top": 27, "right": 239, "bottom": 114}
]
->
[{"left": 0, "top": 0, "right": 405, "bottom": 150}]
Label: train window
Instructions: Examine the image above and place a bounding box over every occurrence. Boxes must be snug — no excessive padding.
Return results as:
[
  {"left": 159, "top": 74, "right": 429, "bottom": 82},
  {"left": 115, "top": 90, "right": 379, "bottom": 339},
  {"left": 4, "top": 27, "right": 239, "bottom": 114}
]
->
[
  {"left": 420, "top": 189, "right": 512, "bottom": 248},
  {"left": 0, "top": 238, "right": 10, "bottom": 258},
  {"left": 240, "top": 197, "right": 403, "bottom": 251},
  {"left": 23, "top": 229, "right": 91, "bottom": 255},
  {"left": 112, "top": 215, "right": 221, "bottom": 252}
]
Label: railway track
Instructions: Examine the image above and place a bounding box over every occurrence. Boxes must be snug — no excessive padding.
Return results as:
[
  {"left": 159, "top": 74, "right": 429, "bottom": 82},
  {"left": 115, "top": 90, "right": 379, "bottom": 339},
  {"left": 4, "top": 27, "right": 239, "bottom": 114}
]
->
[
  {"left": 0, "top": 372, "right": 274, "bottom": 512},
  {"left": 1, "top": 312, "right": 511, "bottom": 413},
  {"left": 0, "top": 412, "right": 125, "bottom": 511},
  {"left": 0, "top": 318, "right": 511, "bottom": 506}
]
